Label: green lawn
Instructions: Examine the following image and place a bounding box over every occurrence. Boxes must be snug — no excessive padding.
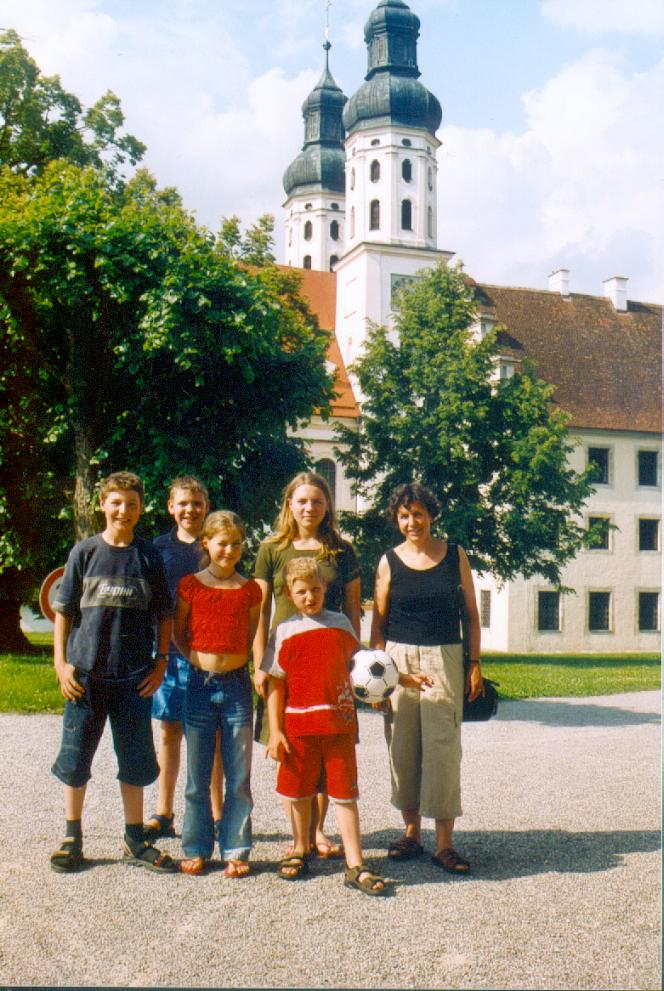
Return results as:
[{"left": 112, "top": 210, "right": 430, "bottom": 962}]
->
[{"left": 0, "top": 639, "right": 659, "bottom": 713}]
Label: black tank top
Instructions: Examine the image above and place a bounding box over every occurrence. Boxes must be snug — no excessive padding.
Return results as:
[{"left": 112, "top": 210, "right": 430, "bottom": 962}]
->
[{"left": 384, "top": 543, "right": 462, "bottom": 647}]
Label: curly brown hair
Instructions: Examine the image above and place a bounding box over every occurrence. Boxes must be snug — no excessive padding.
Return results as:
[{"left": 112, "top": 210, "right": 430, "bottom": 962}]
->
[{"left": 387, "top": 482, "right": 441, "bottom": 526}]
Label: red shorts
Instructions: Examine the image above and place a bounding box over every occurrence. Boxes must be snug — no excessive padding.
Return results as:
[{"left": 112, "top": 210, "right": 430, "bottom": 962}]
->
[{"left": 277, "top": 732, "right": 359, "bottom": 803}]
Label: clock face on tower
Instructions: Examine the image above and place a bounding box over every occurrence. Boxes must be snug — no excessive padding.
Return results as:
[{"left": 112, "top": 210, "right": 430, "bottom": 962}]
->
[{"left": 390, "top": 273, "right": 421, "bottom": 305}]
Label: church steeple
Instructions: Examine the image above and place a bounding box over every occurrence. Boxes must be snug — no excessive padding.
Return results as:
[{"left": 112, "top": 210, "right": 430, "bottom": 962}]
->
[{"left": 283, "top": 41, "right": 347, "bottom": 271}]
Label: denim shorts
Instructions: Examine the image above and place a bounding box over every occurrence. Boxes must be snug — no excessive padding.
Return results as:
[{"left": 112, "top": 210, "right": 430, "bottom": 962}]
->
[
  {"left": 51, "top": 669, "right": 159, "bottom": 788},
  {"left": 151, "top": 651, "right": 189, "bottom": 722}
]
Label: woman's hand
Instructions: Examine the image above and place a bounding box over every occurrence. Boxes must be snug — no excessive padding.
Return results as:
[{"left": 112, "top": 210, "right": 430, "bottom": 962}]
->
[
  {"left": 465, "top": 661, "right": 484, "bottom": 702},
  {"left": 254, "top": 667, "right": 269, "bottom": 699},
  {"left": 399, "top": 672, "right": 433, "bottom": 692}
]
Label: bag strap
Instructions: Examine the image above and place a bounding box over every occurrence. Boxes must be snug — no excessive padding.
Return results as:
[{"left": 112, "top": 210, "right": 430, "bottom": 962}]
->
[{"left": 449, "top": 542, "right": 470, "bottom": 665}]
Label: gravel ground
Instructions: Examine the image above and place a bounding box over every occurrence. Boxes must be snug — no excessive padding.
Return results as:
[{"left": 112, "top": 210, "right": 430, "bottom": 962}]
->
[{"left": 0, "top": 690, "right": 660, "bottom": 990}]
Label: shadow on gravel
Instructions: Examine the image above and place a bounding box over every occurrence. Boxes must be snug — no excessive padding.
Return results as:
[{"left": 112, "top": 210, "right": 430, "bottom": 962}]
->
[
  {"left": 365, "top": 828, "right": 661, "bottom": 883},
  {"left": 493, "top": 699, "right": 660, "bottom": 728}
]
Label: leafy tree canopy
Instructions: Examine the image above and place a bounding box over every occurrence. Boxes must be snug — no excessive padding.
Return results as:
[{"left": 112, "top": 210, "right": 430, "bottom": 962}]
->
[
  {"left": 335, "top": 262, "right": 596, "bottom": 590},
  {"left": 0, "top": 29, "right": 144, "bottom": 177}
]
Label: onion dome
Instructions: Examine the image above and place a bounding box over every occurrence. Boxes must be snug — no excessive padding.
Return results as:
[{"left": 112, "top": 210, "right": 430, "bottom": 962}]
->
[
  {"left": 283, "top": 42, "right": 347, "bottom": 197},
  {"left": 343, "top": 0, "right": 442, "bottom": 136}
]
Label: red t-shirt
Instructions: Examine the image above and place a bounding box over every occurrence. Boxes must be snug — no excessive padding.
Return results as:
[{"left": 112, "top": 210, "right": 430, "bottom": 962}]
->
[
  {"left": 177, "top": 574, "right": 262, "bottom": 653},
  {"left": 263, "top": 609, "right": 359, "bottom": 736}
]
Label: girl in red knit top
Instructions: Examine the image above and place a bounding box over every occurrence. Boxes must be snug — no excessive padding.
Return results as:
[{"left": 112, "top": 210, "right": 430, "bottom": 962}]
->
[{"left": 173, "top": 511, "right": 261, "bottom": 877}]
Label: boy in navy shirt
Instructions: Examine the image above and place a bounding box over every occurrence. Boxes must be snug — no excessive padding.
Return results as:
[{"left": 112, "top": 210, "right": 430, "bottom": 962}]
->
[{"left": 50, "top": 471, "right": 178, "bottom": 873}]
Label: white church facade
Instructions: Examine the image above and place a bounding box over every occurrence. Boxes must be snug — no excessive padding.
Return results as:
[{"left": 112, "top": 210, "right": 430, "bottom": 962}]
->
[{"left": 282, "top": 0, "right": 661, "bottom": 654}]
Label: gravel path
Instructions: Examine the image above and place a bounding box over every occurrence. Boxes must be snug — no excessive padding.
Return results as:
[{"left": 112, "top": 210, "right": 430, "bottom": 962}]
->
[{"left": 0, "top": 690, "right": 660, "bottom": 990}]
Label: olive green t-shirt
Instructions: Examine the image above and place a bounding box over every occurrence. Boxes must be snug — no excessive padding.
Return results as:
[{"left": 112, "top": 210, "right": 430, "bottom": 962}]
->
[{"left": 253, "top": 540, "right": 359, "bottom": 629}]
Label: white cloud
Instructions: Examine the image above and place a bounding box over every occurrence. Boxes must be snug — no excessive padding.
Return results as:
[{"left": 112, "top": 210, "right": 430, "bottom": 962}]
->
[
  {"left": 439, "top": 50, "right": 664, "bottom": 302},
  {"left": 541, "top": 0, "right": 664, "bottom": 36}
]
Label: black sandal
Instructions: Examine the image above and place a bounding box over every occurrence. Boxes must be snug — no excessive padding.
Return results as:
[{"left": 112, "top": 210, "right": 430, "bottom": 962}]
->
[
  {"left": 344, "top": 864, "right": 388, "bottom": 896},
  {"left": 277, "top": 854, "right": 309, "bottom": 880},
  {"left": 50, "top": 838, "right": 85, "bottom": 873},
  {"left": 123, "top": 840, "right": 179, "bottom": 873},
  {"left": 387, "top": 835, "right": 424, "bottom": 860},
  {"left": 143, "top": 813, "right": 175, "bottom": 841}
]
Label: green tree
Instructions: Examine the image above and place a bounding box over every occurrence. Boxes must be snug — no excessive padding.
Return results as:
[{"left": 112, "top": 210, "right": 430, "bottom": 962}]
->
[
  {"left": 0, "top": 163, "right": 332, "bottom": 649},
  {"left": 0, "top": 29, "right": 144, "bottom": 176},
  {"left": 218, "top": 213, "right": 276, "bottom": 266},
  {"left": 335, "top": 262, "right": 596, "bottom": 591}
]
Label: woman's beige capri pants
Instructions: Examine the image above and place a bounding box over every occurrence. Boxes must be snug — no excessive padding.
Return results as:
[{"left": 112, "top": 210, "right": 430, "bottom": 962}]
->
[{"left": 384, "top": 641, "right": 464, "bottom": 821}]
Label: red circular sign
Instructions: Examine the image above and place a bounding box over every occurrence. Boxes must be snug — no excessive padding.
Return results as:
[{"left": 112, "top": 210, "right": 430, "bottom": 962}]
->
[{"left": 39, "top": 567, "right": 65, "bottom": 623}]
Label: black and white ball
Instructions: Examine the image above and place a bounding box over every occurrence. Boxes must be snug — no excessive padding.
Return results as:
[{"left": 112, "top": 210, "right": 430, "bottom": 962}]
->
[{"left": 349, "top": 649, "right": 399, "bottom": 703}]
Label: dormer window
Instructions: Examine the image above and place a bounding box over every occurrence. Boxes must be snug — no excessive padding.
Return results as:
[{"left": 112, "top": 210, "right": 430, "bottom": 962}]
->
[
  {"left": 402, "top": 159, "right": 412, "bottom": 182},
  {"left": 304, "top": 220, "right": 312, "bottom": 241},
  {"left": 370, "top": 160, "right": 380, "bottom": 183}
]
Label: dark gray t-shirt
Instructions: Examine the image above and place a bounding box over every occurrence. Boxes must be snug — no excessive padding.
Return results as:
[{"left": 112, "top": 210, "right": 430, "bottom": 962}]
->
[{"left": 53, "top": 534, "right": 173, "bottom": 678}]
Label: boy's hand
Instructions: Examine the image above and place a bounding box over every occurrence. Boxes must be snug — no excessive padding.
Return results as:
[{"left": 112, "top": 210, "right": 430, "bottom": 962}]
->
[
  {"left": 266, "top": 730, "right": 290, "bottom": 763},
  {"left": 137, "top": 657, "right": 167, "bottom": 698},
  {"left": 55, "top": 660, "right": 84, "bottom": 701},
  {"left": 254, "top": 667, "right": 269, "bottom": 700},
  {"left": 398, "top": 672, "right": 433, "bottom": 692}
]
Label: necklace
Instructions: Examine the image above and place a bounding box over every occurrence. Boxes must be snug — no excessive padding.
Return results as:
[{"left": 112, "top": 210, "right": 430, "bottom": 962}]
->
[{"left": 207, "top": 565, "right": 233, "bottom": 581}]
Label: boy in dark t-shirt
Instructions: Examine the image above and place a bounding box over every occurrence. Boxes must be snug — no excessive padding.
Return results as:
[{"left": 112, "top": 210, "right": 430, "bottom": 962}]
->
[{"left": 50, "top": 471, "right": 178, "bottom": 874}]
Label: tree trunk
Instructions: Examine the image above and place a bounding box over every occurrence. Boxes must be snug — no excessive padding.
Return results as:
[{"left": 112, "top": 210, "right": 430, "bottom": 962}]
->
[
  {"left": 0, "top": 597, "right": 42, "bottom": 654},
  {"left": 73, "top": 428, "right": 98, "bottom": 540}
]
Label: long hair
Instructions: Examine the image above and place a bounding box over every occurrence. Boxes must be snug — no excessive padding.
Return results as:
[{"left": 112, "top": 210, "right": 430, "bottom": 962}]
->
[{"left": 267, "top": 471, "right": 345, "bottom": 555}]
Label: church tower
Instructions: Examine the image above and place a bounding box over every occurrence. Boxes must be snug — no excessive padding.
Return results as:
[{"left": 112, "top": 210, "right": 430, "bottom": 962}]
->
[
  {"left": 283, "top": 41, "right": 347, "bottom": 272},
  {"left": 335, "top": 0, "right": 452, "bottom": 371}
]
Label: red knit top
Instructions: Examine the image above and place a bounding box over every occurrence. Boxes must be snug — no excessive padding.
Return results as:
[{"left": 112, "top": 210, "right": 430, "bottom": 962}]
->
[{"left": 177, "top": 574, "right": 262, "bottom": 653}]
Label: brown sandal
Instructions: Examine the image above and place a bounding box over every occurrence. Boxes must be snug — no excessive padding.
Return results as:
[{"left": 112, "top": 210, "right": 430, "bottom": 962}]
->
[
  {"left": 387, "top": 835, "right": 424, "bottom": 860},
  {"left": 431, "top": 848, "right": 471, "bottom": 874},
  {"left": 180, "top": 856, "right": 207, "bottom": 876},
  {"left": 224, "top": 859, "right": 251, "bottom": 878}
]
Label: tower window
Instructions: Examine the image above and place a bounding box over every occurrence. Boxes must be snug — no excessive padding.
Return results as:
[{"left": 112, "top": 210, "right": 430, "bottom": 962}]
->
[
  {"left": 303, "top": 220, "right": 312, "bottom": 241},
  {"left": 329, "top": 255, "right": 338, "bottom": 270},
  {"left": 401, "top": 199, "right": 412, "bottom": 230},
  {"left": 427, "top": 206, "right": 433, "bottom": 238},
  {"left": 402, "top": 159, "right": 412, "bottom": 182},
  {"left": 350, "top": 168, "right": 355, "bottom": 190},
  {"left": 288, "top": 226, "right": 292, "bottom": 246},
  {"left": 315, "top": 458, "right": 336, "bottom": 501},
  {"left": 305, "top": 202, "right": 312, "bottom": 211},
  {"left": 330, "top": 220, "right": 339, "bottom": 241},
  {"left": 331, "top": 202, "right": 339, "bottom": 211},
  {"left": 370, "top": 138, "right": 380, "bottom": 147},
  {"left": 350, "top": 206, "right": 355, "bottom": 238},
  {"left": 402, "top": 138, "right": 412, "bottom": 147},
  {"left": 370, "top": 160, "right": 380, "bottom": 183},
  {"left": 303, "top": 255, "right": 311, "bottom": 269},
  {"left": 428, "top": 167, "right": 433, "bottom": 191},
  {"left": 369, "top": 199, "right": 380, "bottom": 230}
]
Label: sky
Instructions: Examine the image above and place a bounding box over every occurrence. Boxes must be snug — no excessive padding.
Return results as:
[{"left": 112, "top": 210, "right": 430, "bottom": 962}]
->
[{"left": 1, "top": 0, "right": 663, "bottom": 303}]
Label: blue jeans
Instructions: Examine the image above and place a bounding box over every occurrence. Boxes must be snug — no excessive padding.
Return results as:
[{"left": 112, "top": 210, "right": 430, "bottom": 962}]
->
[{"left": 183, "top": 665, "right": 253, "bottom": 861}]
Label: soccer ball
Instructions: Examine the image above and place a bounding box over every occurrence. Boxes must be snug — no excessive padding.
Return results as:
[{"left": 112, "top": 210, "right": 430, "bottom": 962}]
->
[{"left": 349, "top": 649, "right": 399, "bottom": 703}]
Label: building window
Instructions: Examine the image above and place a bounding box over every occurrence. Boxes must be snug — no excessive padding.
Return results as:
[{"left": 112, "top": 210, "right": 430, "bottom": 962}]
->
[
  {"left": 331, "top": 202, "right": 339, "bottom": 211},
  {"left": 330, "top": 220, "right": 339, "bottom": 241},
  {"left": 369, "top": 199, "right": 380, "bottom": 230},
  {"left": 303, "top": 255, "right": 311, "bottom": 269},
  {"left": 639, "top": 592, "right": 659, "bottom": 632},
  {"left": 588, "top": 447, "right": 610, "bottom": 485},
  {"left": 329, "top": 255, "right": 338, "bottom": 270},
  {"left": 305, "top": 202, "right": 312, "bottom": 211},
  {"left": 638, "top": 450, "right": 658, "bottom": 486},
  {"left": 639, "top": 518, "right": 660, "bottom": 551},
  {"left": 428, "top": 167, "right": 433, "bottom": 190},
  {"left": 370, "top": 159, "right": 380, "bottom": 183},
  {"left": 402, "top": 159, "right": 412, "bottom": 182},
  {"left": 402, "top": 138, "right": 412, "bottom": 147},
  {"left": 303, "top": 220, "right": 312, "bottom": 241},
  {"left": 480, "top": 590, "right": 491, "bottom": 629},
  {"left": 370, "top": 138, "right": 380, "bottom": 147},
  {"left": 315, "top": 458, "right": 336, "bottom": 501},
  {"left": 350, "top": 168, "right": 355, "bottom": 190},
  {"left": 350, "top": 206, "right": 355, "bottom": 238},
  {"left": 588, "top": 516, "right": 610, "bottom": 550},
  {"left": 427, "top": 206, "right": 433, "bottom": 238},
  {"left": 538, "top": 591, "right": 560, "bottom": 632},
  {"left": 401, "top": 199, "right": 412, "bottom": 230},
  {"left": 288, "top": 226, "right": 292, "bottom": 246},
  {"left": 588, "top": 591, "right": 611, "bottom": 632}
]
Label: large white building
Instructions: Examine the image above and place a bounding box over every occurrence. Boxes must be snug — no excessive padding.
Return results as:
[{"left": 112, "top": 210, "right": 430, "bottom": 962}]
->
[{"left": 283, "top": 0, "right": 661, "bottom": 654}]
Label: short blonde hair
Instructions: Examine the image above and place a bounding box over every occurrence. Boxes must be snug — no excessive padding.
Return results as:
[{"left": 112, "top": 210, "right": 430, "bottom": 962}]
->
[
  {"left": 284, "top": 557, "right": 326, "bottom": 589},
  {"left": 99, "top": 471, "right": 144, "bottom": 504},
  {"left": 202, "top": 510, "right": 245, "bottom": 541},
  {"left": 168, "top": 475, "right": 209, "bottom": 501}
]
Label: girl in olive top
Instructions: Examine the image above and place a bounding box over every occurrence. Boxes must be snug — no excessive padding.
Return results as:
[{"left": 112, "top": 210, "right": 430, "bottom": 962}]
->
[{"left": 253, "top": 471, "right": 361, "bottom": 858}]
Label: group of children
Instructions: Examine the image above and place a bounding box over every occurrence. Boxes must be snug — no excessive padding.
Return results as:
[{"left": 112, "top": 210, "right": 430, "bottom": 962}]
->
[{"left": 50, "top": 471, "right": 388, "bottom": 896}]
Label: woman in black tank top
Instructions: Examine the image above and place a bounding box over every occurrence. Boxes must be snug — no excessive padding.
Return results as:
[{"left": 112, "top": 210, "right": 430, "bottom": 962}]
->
[{"left": 371, "top": 483, "right": 483, "bottom": 875}]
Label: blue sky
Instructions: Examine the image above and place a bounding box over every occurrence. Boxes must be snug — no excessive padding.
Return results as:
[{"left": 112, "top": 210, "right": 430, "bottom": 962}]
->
[{"left": 2, "top": 0, "right": 663, "bottom": 301}]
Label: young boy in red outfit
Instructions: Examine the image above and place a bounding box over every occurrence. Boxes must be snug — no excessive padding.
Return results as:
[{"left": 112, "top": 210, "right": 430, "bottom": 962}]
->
[{"left": 264, "top": 557, "right": 388, "bottom": 895}]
